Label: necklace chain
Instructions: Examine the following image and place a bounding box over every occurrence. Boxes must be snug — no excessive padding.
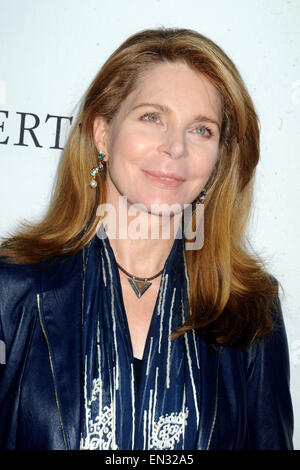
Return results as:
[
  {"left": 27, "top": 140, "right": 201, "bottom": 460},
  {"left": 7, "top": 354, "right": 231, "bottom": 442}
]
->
[{"left": 116, "top": 262, "right": 164, "bottom": 281}]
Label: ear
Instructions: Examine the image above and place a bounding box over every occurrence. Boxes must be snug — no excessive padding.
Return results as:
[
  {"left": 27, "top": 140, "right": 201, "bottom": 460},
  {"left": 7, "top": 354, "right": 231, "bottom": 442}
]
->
[{"left": 93, "top": 116, "right": 109, "bottom": 161}]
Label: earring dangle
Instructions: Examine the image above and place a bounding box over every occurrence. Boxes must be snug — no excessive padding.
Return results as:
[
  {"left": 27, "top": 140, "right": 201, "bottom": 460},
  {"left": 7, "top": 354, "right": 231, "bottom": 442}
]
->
[
  {"left": 89, "top": 152, "right": 106, "bottom": 188},
  {"left": 199, "top": 187, "right": 206, "bottom": 203}
]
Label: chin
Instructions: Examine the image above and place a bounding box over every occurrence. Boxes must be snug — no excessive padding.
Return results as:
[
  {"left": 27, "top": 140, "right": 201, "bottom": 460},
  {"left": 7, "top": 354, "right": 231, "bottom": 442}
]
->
[{"left": 134, "top": 199, "right": 185, "bottom": 217}]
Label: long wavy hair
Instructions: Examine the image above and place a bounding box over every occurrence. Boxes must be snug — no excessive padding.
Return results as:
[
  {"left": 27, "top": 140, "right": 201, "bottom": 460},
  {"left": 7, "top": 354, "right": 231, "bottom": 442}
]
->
[{"left": 1, "top": 28, "right": 277, "bottom": 348}]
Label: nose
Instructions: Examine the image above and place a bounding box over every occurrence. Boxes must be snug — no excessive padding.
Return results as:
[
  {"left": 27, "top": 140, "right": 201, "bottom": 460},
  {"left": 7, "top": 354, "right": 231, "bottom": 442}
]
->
[{"left": 157, "top": 126, "right": 186, "bottom": 160}]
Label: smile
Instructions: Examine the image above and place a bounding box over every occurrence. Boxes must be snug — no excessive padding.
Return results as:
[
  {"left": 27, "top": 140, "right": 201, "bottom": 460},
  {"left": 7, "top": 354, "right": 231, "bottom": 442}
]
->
[{"left": 142, "top": 170, "right": 185, "bottom": 189}]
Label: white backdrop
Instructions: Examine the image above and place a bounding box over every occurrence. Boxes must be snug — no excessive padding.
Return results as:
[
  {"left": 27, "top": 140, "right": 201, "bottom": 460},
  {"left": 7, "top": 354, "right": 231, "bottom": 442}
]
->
[{"left": 1, "top": 0, "right": 299, "bottom": 449}]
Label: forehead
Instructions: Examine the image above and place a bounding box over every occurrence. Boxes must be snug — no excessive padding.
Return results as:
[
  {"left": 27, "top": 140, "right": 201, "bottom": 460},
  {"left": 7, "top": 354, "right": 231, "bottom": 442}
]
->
[{"left": 120, "top": 62, "right": 222, "bottom": 121}]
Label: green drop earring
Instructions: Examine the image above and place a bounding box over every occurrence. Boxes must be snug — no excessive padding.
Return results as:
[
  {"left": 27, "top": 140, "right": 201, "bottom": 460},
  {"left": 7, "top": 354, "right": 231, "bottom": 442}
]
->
[{"left": 89, "top": 152, "right": 106, "bottom": 188}]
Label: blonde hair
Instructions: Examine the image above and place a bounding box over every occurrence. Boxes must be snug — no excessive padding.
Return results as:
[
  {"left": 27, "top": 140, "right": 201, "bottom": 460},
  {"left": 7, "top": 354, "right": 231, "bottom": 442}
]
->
[{"left": 1, "top": 28, "right": 276, "bottom": 347}]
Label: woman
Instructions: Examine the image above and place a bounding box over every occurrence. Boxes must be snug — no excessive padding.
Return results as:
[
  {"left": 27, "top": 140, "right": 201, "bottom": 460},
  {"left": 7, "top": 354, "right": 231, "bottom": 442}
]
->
[{"left": 0, "top": 28, "right": 294, "bottom": 450}]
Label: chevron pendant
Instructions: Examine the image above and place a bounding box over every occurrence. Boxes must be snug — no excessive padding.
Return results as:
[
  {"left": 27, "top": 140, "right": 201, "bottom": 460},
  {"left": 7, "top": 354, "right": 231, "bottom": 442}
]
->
[{"left": 128, "top": 278, "right": 151, "bottom": 298}]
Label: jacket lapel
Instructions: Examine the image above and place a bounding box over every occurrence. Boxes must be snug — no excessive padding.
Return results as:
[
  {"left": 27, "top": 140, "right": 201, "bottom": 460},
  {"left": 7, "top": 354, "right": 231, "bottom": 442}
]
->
[{"left": 38, "top": 249, "right": 84, "bottom": 449}]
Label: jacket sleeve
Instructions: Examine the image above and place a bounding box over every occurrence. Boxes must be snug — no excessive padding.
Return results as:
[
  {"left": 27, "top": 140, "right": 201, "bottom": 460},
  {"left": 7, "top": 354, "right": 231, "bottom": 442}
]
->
[{"left": 244, "top": 290, "right": 294, "bottom": 449}]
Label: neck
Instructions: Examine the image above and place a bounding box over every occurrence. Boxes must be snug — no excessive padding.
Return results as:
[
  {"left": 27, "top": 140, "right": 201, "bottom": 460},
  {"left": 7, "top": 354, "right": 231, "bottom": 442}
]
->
[
  {"left": 110, "top": 234, "right": 177, "bottom": 278},
  {"left": 96, "top": 194, "right": 183, "bottom": 277}
]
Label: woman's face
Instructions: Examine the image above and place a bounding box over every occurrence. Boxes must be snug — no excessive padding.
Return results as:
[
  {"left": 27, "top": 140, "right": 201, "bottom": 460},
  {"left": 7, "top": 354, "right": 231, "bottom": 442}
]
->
[{"left": 96, "top": 62, "right": 222, "bottom": 214}]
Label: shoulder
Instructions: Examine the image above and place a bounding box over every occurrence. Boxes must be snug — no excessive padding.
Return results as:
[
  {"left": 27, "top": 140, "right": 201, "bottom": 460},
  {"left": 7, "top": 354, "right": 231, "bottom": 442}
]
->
[
  {"left": 0, "top": 260, "right": 43, "bottom": 357},
  {"left": 0, "top": 239, "right": 89, "bottom": 293},
  {"left": 0, "top": 232, "right": 103, "bottom": 292},
  {"left": 0, "top": 259, "right": 39, "bottom": 312},
  {"left": 242, "top": 275, "right": 289, "bottom": 378},
  {"left": 0, "top": 234, "right": 102, "bottom": 312},
  {"left": 0, "top": 246, "right": 85, "bottom": 340}
]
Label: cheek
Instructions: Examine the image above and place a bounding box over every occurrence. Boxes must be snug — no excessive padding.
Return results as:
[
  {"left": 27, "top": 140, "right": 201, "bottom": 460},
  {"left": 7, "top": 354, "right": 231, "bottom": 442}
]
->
[
  {"left": 108, "top": 125, "right": 153, "bottom": 167},
  {"left": 208, "top": 150, "right": 219, "bottom": 173},
  {"left": 192, "top": 146, "right": 219, "bottom": 179}
]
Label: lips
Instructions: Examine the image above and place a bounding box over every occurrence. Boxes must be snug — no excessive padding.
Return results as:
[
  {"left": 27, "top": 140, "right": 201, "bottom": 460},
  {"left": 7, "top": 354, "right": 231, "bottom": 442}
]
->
[{"left": 142, "top": 169, "right": 185, "bottom": 189}]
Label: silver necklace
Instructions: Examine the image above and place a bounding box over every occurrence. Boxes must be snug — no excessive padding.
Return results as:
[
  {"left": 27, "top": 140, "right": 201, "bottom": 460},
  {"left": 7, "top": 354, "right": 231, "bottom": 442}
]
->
[{"left": 116, "top": 262, "right": 164, "bottom": 299}]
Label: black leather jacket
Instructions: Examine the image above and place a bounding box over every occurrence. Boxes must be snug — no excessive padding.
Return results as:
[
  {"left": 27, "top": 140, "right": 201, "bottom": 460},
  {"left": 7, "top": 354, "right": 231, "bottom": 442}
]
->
[{"left": 0, "top": 236, "right": 294, "bottom": 449}]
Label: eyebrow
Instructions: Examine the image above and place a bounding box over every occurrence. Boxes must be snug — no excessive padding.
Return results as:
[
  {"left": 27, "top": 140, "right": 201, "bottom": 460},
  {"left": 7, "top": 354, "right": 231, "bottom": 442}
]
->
[{"left": 131, "top": 103, "right": 221, "bottom": 130}]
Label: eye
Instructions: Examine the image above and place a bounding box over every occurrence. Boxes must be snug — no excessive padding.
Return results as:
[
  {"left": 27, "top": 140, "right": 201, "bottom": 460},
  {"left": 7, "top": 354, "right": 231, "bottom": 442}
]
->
[
  {"left": 194, "top": 126, "right": 213, "bottom": 138},
  {"left": 139, "top": 112, "right": 160, "bottom": 123}
]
